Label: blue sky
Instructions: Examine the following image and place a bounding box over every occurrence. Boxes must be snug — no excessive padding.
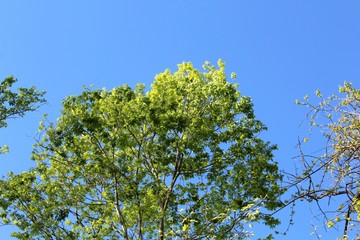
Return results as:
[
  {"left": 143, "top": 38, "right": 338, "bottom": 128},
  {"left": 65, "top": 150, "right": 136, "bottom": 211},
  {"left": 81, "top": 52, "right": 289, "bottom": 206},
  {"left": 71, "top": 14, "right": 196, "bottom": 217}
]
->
[{"left": 1, "top": 1, "right": 359, "bottom": 239}]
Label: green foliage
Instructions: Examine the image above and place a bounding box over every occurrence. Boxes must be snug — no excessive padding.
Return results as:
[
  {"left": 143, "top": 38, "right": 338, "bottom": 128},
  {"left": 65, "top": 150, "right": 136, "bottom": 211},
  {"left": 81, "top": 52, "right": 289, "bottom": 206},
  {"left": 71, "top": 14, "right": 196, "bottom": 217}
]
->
[
  {"left": 0, "top": 61, "right": 282, "bottom": 239},
  {"left": 0, "top": 76, "right": 46, "bottom": 128},
  {"left": 0, "top": 75, "right": 45, "bottom": 237},
  {"left": 0, "top": 76, "right": 46, "bottom": 153}
]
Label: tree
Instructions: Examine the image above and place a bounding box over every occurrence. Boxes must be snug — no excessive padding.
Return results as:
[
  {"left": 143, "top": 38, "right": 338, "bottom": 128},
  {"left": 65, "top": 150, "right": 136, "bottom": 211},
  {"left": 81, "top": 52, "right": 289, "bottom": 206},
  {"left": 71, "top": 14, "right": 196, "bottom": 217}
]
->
[
  {"left": 0, "top": 76, "right": 46, "bottom": 153},
  {"left": 0, "top": 61, "right": 282, "bottom": 239},
  {"left": 287, "top": 82, "right": 360, "bottom": 239}
]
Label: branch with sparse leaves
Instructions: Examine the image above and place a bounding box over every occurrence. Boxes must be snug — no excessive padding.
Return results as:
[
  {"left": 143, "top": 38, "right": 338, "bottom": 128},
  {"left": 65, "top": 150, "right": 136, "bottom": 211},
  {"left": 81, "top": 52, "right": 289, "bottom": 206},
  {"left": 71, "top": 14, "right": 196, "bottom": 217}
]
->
[
  {"left": 286, "top": 82, "right": 360, "bottom": 239},
  {"left": 0, "top": 76, "right": 46, "bottom": 154}
]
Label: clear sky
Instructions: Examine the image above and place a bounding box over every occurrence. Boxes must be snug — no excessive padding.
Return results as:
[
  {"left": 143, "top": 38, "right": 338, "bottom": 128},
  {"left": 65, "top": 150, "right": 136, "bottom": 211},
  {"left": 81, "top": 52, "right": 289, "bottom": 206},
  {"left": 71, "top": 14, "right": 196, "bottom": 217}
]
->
[{"left": 1, "top": 1, "right": 359, "bottom": 239}]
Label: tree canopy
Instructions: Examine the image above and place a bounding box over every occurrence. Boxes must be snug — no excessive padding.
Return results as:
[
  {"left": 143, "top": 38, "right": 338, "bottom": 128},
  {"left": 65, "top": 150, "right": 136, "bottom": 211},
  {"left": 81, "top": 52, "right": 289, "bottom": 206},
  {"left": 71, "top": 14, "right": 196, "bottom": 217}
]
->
[{"left": 0, "top": 61, "right": 282, "bottom": 239}]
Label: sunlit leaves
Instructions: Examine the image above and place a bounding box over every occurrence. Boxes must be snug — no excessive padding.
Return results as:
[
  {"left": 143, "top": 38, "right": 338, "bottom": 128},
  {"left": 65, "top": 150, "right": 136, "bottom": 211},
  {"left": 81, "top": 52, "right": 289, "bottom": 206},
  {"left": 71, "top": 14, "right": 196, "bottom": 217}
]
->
[{"left": 1, "top": 61, "right": 282, "bottom": 239}]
